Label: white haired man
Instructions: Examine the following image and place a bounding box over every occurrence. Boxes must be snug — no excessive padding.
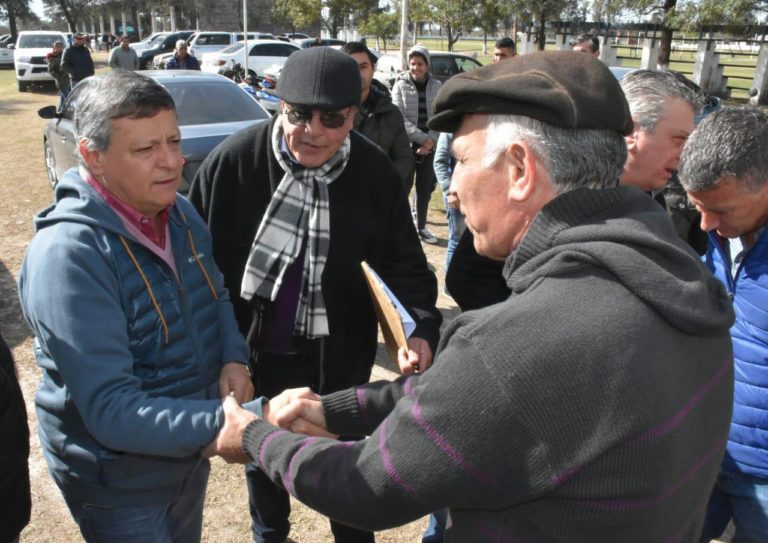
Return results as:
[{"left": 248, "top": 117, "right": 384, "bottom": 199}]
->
[{"left": 204, "top": 52, "right": 735, "bottom": 542}]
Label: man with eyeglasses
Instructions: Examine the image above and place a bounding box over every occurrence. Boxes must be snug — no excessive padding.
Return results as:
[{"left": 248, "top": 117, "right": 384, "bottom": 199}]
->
[{"left": 189, "top": 46, "right": 441, "bottom": 543}]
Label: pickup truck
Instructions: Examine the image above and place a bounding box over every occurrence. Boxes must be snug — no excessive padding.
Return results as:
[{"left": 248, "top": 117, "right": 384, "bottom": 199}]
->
[{"left": 152, "top": 31, "right": 274, "bottom": 69}]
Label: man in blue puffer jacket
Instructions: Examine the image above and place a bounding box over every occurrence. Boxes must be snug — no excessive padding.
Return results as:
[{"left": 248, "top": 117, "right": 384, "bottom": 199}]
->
[
  {"left": 679, "top": 105, "right": 768, "bottom": 542},
  {"left": 17, "top": 71, "right": 252, "bottom": 543}
]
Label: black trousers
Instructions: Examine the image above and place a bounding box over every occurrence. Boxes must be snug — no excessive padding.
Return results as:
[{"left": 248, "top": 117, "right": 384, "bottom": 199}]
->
[
  {"left": 245, "top": 350, "right": 375, "bottom": 543},
  {"left": 406, "top": 150, "right": 437, "bottom": 231}
]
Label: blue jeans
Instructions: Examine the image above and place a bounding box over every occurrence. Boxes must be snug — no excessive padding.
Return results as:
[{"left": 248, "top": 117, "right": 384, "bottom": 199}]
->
[
  {"left": 443, "top": 197, "right": 466, "bottom": 280},
  {"left": 64, "top": 459, "right": 210, "bottom": 543},
  {"left": 422, "top": 509, "right": 448, "bottom": 542},
  {"left": 700, "top": 470, "right": 768, "bottom": 543},
  {"left": 57, "top": 85, "right": 71, "bottom": 112}
]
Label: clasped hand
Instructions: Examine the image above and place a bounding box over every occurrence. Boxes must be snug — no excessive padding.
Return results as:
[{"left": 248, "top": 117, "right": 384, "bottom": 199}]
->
[{"left": 203, "top": 387, "right": 337, "bottom": 464}]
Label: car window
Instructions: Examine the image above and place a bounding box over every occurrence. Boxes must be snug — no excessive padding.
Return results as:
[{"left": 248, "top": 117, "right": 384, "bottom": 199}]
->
[
  {"left": 430, "top": 57, "right": 455, "bottom": 78},
  {"left": 249, "top": 44, "right": 297, "bottom": 57},
  {"left": 18, "top": 34, "right": 64, "bottom": 48},
  {"left": 199, "top": 34, "right": 230, "bottom": 46},
  {"left": 164, "top": 81, "right": 269, "bottom": 125},
  {"left": 148, "top": 35, "right": 167, "bottom": 47},
  {"left": 455, "top": 57, "right": 481, "bottom": 73}
]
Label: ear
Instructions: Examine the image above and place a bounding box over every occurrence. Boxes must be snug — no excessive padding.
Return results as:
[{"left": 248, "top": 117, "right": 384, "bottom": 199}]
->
[
  {"left": 504, "top": 141, "right": 538, "bottom": 203},
  {"left": 77, "top": 139, "right": 105, "bottom": 177},
  {"left": 624, "top": 120, "right": 639, "bottom": 151}
]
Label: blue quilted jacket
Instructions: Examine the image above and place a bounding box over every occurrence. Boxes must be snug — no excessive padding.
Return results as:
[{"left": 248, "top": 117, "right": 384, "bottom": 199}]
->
[
  {"left": 18, "top": 169, "right": 249, "bottom": 507},
  {"left": 704, "top": 231, "right": 768, "bottom": 478}
]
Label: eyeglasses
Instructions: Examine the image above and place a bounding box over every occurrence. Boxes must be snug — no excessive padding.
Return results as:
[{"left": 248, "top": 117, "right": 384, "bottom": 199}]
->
[{"left": 284, "top": 105, "right": 352, "bottom": 129}]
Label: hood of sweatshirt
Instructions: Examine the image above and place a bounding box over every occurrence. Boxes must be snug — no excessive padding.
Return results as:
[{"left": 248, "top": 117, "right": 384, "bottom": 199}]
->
[
  {"left": 506, "top": 185, "right": 733, "bottom": 336},
  {"left": 34, "top": 168, "right": 146, "bottom": 237}
]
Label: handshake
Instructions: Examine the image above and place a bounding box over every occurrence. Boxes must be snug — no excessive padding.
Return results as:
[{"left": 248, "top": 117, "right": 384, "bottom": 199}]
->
[{"left": 202, "top": 388, "right": 336, "bottom": 464}]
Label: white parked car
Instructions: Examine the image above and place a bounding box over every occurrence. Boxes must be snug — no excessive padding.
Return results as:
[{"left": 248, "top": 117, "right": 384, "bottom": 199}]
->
[
  {"left": 152, "top": 31, "right": 273, "bottom": 70},
  {"left": 13, "top": 30, "right": 68, "bottom": 92},
  {"left": 0, "top": 44, "right": 13, "bottom": 67},
  {"left": 201, "top": 39, "right": 299, "bottom": 79},
  {"left": 130, "top": 32, "right": 169, "bottom": 55}
]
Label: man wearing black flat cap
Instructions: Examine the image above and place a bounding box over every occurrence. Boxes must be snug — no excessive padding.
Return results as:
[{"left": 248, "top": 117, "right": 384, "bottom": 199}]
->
[
  {"left": 189, "top": 46, "right": 440, "bottom": 543},
  {"left": 204, "top": 51, "right": 734, "bottom": 541}
]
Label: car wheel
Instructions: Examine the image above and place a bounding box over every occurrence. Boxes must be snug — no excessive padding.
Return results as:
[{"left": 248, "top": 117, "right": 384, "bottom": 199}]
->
[
  {"left": 43, "top": 139, "right": 59, "bottom": 189},
  {"left": 18, "top": 80, "right": 28, "bottom": 92}
]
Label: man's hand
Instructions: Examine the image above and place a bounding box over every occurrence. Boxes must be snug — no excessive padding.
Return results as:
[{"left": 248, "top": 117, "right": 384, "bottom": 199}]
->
[
  {"left": 203, "top": 395, "right": 257, "bottom": 463},
  {"left": 218, "top": 362, "right": 254, "bottom": 403},
  {"left": 398, "top": 337, "right": 434, "bottom": 375},
  {"left": 265, "top": 388, "right": 337, "bottom": 438}
]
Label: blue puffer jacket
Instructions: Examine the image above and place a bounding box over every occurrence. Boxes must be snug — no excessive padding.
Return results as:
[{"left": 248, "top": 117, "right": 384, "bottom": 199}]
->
[
  {"left": 18, "top": 169, "right": 249, "bottom": 508},
  {"left": 704, "top": 231, "right": 768, "bottom": 478}
]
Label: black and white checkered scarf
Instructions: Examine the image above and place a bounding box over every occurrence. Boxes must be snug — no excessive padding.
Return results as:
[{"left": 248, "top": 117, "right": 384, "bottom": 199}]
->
[{"left": 240, "top": 122, "right": 350, "bottom": 338}]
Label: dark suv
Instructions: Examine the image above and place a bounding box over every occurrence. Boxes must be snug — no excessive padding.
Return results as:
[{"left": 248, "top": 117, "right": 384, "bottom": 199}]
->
[{"left": 138, "top": 30, "right": 195, "bottom": 69}]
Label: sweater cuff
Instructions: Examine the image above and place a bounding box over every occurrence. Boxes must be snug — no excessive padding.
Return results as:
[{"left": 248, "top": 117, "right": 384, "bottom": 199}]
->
[
  {"left": 322, "top": 388, "right": 362, "bottom": 434},
  {"left": 242, "top": 419, "right": 281, "bottom": 464}
]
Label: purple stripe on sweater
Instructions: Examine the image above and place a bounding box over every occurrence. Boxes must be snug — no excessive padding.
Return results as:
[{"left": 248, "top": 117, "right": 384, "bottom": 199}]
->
[
  {"left": 282, "top": 437, "right": 319, "bottom": 493},
  {"left": 379, "top": 418, "right": 421, "bottom": 499},
  {"left": 553, "top": 356, "right": 731, "bottom": 486},
  {"left": 410, "top": 399, "right": 501, "bottom": 492},
  {"left": 632, "top": 357, "right": 731, "bottom": 445},
  {"left": 259, "top": 429, "right": 286, "bottom": 467},
  {"left": 355, "top": 386, "right": 369, "bottom": 428},
  {"left": 579, "top": 434, "right": 728, "bottom": 511}
]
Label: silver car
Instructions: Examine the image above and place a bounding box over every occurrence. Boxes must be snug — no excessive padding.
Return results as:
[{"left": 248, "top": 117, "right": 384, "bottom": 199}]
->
[{"left": 38, "top": 70, "right": 270, "bottom": 192}]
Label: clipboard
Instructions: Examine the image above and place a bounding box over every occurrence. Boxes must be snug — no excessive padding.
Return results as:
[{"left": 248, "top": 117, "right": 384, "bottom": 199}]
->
[{"left": 360, "top": 261, "right": 416, "bottom": 364}]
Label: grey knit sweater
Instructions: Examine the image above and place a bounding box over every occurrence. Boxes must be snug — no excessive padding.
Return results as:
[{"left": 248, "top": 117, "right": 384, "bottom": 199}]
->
[{"left": 243, "top": 185, "right": 735, "bottom": 541}]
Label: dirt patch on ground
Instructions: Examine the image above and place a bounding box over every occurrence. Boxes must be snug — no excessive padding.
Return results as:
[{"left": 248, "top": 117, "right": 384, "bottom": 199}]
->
[{"left": 0, "top": 55, "right": 458, "bottom": 543}]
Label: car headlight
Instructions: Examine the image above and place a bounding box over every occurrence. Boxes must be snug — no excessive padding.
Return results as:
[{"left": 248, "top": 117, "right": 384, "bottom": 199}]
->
[{"left": 17, "top": 55, "right": 31, "bottom": 63}]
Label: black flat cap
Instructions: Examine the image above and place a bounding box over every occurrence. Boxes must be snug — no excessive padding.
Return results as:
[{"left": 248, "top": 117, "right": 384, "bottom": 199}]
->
[
  {"left": 274, "top": 46, "right": 361, "bottom": 110},
  {"left": 428, "top": 51, "right": 633, "bottom": 135}
]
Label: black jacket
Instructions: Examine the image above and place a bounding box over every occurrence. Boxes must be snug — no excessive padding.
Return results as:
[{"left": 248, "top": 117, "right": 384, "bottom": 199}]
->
[
  {"left": 446, "top": 229, "right": 510, "bottom": 311},
  {"left": 189, "top": 117, "right": 440, "bottom": 390},
  {"left": 0, "top": 331, "right": 30, "bottom": 543},
  {"left": 354, "top": 80, "right": 414, "bottom": 184},
  {"left": 61, "top": 44, "right": 94, "bottom": 82}
]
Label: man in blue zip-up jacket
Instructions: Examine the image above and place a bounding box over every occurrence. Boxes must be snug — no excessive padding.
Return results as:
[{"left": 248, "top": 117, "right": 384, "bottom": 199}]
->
[{"left": 679, "top": 105, "right": 768, "bottom": 543}]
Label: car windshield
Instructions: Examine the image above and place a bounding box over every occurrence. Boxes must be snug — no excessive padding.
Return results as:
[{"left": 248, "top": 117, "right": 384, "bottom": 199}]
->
[
  {"left": 220, "top": 43, "right": 244, "bottom": 54},
  {"left": 164, "top": 80, "right": 268, "bottom": 125},
  {"left": 18, "top": 34, "right": 63, "bottom": 48},
  {"left": 148, "top": 35, "right": 167, "bottom": 47}
]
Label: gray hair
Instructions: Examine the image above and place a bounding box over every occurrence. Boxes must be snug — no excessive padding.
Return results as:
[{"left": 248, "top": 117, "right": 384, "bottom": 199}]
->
[
  {"left": 483, "top": 114, "right": 627, "bottom": 194},
  {"left": 74, "top": 70, "right": 175, "bottom": 159},
  {"left": 175, "top": 39, "right": 187, "bottom": 49},
  {"left": 619, "top": 70, "right": 699, "bottom": 132},
  {"left": 678, "top": 105, "right": 768, "bottom": 192}
]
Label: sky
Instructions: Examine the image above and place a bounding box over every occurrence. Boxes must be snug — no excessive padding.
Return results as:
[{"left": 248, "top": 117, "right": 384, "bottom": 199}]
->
[{"left": 31, "top": 0, "right": 46, "bottom": 20}]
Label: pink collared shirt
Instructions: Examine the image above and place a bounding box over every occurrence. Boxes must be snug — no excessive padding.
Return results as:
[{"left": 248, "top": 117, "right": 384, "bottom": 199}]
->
[{"left": 85, "top": 174, "right": 178, "bottom": 279}]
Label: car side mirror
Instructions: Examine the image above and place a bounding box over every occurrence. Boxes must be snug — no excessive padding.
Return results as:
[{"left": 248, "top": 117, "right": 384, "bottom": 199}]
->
[
  {"left": 7, "top": 44, "right": 14, "bottom": 49},
  {"left": 38, "top": 105, "right": 60, "bottom": 119}
]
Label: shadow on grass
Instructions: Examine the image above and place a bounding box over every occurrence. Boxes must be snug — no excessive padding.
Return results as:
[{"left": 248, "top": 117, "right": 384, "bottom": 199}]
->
[{"left": 0, "top": 257, "right": 32, "bottom": 349}]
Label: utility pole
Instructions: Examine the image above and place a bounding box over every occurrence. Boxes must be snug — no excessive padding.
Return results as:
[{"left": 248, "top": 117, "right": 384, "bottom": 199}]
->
[{"left": 399, "top": 0, "right": 408, "bottom": 71}]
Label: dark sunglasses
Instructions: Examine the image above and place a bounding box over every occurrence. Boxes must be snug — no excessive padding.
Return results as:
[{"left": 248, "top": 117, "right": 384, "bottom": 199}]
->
[{"left": 284, "top": 105, "right": 352, "bottom": 129}]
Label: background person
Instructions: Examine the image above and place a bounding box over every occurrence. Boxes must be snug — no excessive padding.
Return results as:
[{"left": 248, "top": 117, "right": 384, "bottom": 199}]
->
[
  {"left": 17, "top": 70, "right": 253, "bottom": 543},
  {"left": 189, "top": 46, "right": 441, "bottom": 543},
  {"left": 166, "top": 39, "right": 200, "bottom": 70},
  {"left": 341, "top": 41, "right": 414, "bottom": 184},
  {"left": 392, "top": 44, "right": 442, "bottom": 244},
  {"left": 46, "top": 40, "right": 70, "bottom": 111},
  {"left": 571, "top": 33, "right": 600, "bottom": 57},
  {"left": 0, "top": 329, "right": 31, "bottom": 543},
  {"left": 493, "top": 36, "right": 516, "bottom": 62},
  {"left": 205, "top": 51, "right": 735, "bottom": 542},
  {"left": 108, "top": 35, "right": 138, "bottom": 71},
  {"left": 61, "top": 32, "right": 94, "bottom": 88},
  {"left": 678, "top": 106, "right": 768, "bottom": 543}
]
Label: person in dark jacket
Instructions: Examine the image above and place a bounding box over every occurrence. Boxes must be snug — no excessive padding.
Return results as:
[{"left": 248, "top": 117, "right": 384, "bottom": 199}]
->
[
  {"left": 47, "top": 40, "right": 70, "bottom": 112},
  {"left": 61, "top": 32, "right": 94, "bottom": 87},
  {"left": 189, "top": 46, "right": 441, "bottom": 543},
  {"left": 679, "top": 106, "right": 768, "bottom": 543},
  {"left": 165, "top": 40, "right": 200, "bottom": 70},
  {"left": 0, "top": 330, "right": 31, "bottom": 543},
  {"left": 341, "top": 42, "right": 413, "bottom": 184},
  {"left": 205, "top": 51, "right": 735, "bottom": 542}
]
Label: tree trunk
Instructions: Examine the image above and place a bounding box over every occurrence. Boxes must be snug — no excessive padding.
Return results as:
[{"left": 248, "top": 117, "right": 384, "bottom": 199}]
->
[
  {"left": 483, "top": 29, "right": 487, "bottom": 55},
  {"left": 446, "top": 25, "right": 453, "bottom": 52},
  {"left": 536, "top": 12, "right": 546, "bottom": 51},
  {"left": 657, "top": 0, "right": 677, "bottom": 69}
]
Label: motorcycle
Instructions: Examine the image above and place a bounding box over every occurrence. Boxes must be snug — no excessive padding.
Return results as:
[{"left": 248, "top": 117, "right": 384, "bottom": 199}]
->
[
  {"left": 252, "top": 64, "right": 281, "bottom": 116},
  {"left": 220, "top": 59, "right": 247, "bottom": 84}
]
